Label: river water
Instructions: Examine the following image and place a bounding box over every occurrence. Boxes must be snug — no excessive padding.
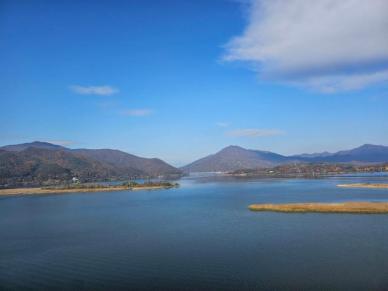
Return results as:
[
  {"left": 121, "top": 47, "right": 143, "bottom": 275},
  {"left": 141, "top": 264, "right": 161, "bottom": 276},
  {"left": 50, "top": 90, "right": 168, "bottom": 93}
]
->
[{"left": 1, "top": 174, "right": 388, "bottom": 290}]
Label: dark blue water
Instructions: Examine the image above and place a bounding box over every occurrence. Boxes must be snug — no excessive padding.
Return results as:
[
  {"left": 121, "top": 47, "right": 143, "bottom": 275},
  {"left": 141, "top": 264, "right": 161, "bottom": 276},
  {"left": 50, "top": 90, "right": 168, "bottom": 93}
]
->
[{"left": 1, "top": 175, "right": 388, "bottom": 290}]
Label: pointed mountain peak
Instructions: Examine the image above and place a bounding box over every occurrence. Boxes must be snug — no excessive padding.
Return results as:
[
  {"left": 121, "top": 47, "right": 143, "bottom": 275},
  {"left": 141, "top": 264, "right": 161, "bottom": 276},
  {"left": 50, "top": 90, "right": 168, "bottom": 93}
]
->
[{"left": 220, "top": 145, "right": 246, "bottom": 152}]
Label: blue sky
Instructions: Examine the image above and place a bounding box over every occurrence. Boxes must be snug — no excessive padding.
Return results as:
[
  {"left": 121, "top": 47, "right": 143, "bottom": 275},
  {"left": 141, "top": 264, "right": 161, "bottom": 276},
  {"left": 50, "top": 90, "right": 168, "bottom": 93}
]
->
[{"left": 1, "top": 0, "right": 388, "bottom": 166}]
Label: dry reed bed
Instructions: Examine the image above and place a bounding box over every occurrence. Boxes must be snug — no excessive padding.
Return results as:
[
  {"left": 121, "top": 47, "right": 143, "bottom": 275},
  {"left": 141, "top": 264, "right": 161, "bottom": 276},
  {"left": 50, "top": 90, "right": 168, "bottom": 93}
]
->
[
  {"left": 0, "top": 185, "right": 170, "bottom": 196},
  {"left": 337, "top": 183, "right": 388, "bottom": 189},
  {"left": 248, "top": 202, "right": 388, "bottom": 214}
]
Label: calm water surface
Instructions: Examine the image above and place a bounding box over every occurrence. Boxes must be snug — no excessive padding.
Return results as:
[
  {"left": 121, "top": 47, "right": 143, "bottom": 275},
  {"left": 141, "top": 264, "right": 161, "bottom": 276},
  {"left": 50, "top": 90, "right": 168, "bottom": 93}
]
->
[{"left": 1, "top": 175, "right": 388, "bottom": 290}]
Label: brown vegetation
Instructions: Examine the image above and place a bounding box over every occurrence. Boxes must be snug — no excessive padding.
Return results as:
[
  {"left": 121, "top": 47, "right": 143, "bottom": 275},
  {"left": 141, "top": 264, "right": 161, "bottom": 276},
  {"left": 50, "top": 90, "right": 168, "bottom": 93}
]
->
[
  {"left": 248, "top": 202, "right": 388, "bottom": 214},
  {"left": 0, "top": 181, "right": 179, "bottom": 196},
  {"left": 337, "top": 183, "right": 388, "bottom": 189}
]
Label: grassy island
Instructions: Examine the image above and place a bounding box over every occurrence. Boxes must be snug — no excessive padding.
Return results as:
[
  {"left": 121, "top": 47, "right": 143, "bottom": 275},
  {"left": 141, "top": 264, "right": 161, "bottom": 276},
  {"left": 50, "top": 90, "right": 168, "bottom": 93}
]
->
[
  {"left": 0, "top": 181, "right": 179, "bottom": 196},
  {"left": 248, "top": 202, "right": 388, "bottom": 214},
  {"left": 337, "top": 183, "right": 388, "bottom": 189}
]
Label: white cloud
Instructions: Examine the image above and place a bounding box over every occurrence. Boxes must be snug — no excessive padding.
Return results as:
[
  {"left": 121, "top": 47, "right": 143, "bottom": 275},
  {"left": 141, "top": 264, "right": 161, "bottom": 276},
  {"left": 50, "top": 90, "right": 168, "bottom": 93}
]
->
[
  {"left": 302, "top": 69, "right": 388, "bottom": 93},
  {"left": 123, "top": 109, "right": 153, "bottom": 116},
  {"left": 224, "top": 0, "right": 388, "bottom": 92},
  {"left": 216, "top": 122, "right": 230, "bottom": 127},
  {"left": 70, "top": 85, "right": 119, "bottom": 95},
  {"left": 226, "top": 128, "right": 284, "bottom": 137}
]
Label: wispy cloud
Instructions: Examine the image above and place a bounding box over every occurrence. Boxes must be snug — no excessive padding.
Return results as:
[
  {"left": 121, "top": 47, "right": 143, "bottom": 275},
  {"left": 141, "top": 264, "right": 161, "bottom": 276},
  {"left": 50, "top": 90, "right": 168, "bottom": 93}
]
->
[
  {"left": 70, "top": 85, "right": 119, "bottom": 95},
  {"left": 122, "top": 109, "right": 153, "bottom": 117},
  {"left": 216, "top": 122, "right": 230, "bottom": 127},
  {"left": 226, "top": 128, "right": 284, "bottom": 137},
  {"left": 224, "top": 0, "right": 388, "bottom": 92},
  {"left": 303, "top": 70, "right": 388, "bottom": 93}
]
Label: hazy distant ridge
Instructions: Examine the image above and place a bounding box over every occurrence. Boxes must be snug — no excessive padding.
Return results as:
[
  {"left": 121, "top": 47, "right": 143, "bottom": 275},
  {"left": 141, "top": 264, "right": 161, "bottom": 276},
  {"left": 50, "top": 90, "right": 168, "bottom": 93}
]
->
[{"left": 182, "top": 144, "right": 388, "bottom": 173}]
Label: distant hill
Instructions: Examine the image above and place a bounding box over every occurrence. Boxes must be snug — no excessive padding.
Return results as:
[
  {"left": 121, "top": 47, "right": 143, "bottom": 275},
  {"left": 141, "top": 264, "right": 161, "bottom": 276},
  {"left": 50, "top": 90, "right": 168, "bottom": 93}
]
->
[
  {"left": 73, "top": 149, "right": 181, "bottom": 177},
  {"left": 0, "top": 142, "right": 181, "bottom": 187},
  {"left": 181, "top": 145, "right": 295, "bottom": 172},
  {"left": 295, "top": 144, "right": 388, "bottom": 163},
  {"left": 334, "top": 144, "right": 388, "bottom": 162},
  {"left": 0, "top": 147, "right": 119, "bottom": 187},
  {"left": 290, "top": 151, "right": 332, "bottom": 159},
  {"left": 182, "top": 144, "right": 388, "bottom": 173},
  {"left": 1, "top": 141, "right": 67, "bottom": 152}
]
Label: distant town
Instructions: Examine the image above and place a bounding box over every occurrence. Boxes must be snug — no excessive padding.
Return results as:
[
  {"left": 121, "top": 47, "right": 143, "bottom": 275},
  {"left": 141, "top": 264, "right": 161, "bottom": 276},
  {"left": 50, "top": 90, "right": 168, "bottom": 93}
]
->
[{"left": 230, "top": 163, "right": 388, "bottom": 178}]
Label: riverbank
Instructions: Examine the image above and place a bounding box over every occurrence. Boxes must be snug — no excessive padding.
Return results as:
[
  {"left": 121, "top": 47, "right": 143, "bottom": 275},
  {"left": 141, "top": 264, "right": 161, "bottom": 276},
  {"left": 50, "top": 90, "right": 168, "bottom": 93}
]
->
[
  {"left": 337, "top": 183, "right": 388, "bottom": 189},
  {"left": 0, "top": 183, "right": 178, "bottom": 196},
  {"left": 248, "top": 202, "right": 388, "bottom": 214}
]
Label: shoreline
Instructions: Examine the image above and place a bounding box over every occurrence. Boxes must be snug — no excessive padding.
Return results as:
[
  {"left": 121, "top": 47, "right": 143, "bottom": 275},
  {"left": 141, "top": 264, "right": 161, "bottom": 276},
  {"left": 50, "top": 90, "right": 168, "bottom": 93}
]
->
[
  {"left": 0, "top": 185, "right": 175, "bottom": 196},
  {"left": 248, "top": 202, "right": 388, "bottom": 214},
  {"left": 337, "top": 183, "right": 388, "bottom": 189}
]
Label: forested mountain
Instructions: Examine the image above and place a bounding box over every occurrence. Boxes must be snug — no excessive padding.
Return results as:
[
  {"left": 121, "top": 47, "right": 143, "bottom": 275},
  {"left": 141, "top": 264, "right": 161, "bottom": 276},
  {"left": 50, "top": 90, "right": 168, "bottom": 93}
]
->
[{"left": 0, "top": 142, "right": 181, "bottom": 187}]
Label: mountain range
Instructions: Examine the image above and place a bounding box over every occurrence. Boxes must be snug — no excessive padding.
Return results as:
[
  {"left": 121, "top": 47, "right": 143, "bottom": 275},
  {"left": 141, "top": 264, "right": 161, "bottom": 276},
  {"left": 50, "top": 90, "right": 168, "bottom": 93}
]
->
[
  {"left": 0, "top": 141, "right": 181, "bottom": 187},
  {"left": 181, "top": 144, "right": 388, "bottom": 173},
  {"left": 2, "top": 141, "right": 388, "bottom": 186}
]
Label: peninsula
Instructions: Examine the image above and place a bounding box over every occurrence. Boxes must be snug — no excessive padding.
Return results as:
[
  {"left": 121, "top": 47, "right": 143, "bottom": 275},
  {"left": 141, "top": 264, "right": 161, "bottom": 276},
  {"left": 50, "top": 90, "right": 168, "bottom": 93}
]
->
[
  {"left": 0, "top": 181, "right": 179, "bottom": 196},
  {"left": 248, "top": 202, "right": 388, "bottom": 214}
]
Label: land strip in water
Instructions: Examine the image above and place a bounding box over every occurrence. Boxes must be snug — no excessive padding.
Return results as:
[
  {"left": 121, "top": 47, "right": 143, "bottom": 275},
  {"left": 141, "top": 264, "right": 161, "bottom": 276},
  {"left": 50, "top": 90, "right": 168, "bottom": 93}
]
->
[
  {"left": 337, "top": 183, "right": 388, "bottom": 189},
  {"left": 0, "top": 182, "right": 178, "bottom": 196},
  {"left": 248, "top": 202, "right": 388, "bottom": 214}
]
